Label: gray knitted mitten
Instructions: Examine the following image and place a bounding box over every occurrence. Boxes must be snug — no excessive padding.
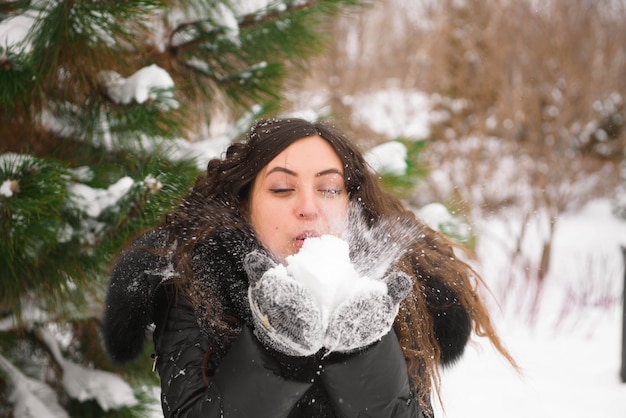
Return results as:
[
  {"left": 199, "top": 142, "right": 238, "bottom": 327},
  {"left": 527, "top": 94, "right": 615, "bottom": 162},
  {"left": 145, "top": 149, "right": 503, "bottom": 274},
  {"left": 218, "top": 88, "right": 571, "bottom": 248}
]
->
[
  {"left": 324, "top": 271, "right": 412, "bottom": 353},
  {"left": 244, "top": 251, "right": 325, "bottom": 357}
]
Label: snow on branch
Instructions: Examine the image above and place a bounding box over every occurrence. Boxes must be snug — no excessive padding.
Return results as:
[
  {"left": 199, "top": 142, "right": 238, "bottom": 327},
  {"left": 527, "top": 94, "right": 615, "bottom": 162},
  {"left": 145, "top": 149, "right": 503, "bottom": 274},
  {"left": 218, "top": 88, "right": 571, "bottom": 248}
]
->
[
  {"left": 168, "top": 0, "right": 317, "bottom": 53},
  {"left": 0, "top": 353, "right": 69, "bottom": 418},
  {"left": 0, "top": 12, "right": 37, "bottom": 57},
  {"left": 36, "top": 327, "right": 138, "bottom": 411},
  {"left": 68, "top": 176, "right": 136, "bottom": 219},
  {"left": 0, "top": 304, "right": 49, "bottom": 332},
  {"left": 97, "top": 64, "right": 178, "bottom": 110},
  {"left": 365, "top": 141, "right": 408, "bottom": 176}
]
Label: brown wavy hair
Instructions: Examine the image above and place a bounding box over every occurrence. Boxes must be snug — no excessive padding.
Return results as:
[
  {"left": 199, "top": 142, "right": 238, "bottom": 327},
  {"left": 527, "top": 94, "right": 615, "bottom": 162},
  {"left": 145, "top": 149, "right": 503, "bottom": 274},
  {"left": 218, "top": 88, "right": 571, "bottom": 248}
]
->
[{"left": 162, "top": 117, "right": 517, "bottom": 411}]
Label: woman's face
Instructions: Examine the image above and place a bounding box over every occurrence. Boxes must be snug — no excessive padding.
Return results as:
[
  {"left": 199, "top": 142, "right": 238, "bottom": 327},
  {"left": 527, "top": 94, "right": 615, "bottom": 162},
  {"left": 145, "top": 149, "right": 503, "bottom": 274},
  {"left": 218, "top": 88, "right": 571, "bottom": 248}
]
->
[{"left": 249, "top": 135, "right": 349, "bottom": 260}]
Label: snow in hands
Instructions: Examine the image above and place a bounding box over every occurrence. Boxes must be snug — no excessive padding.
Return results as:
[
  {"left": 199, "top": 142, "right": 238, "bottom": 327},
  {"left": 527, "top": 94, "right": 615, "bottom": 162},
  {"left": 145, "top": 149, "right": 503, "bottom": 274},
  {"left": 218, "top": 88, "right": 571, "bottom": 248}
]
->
[
  {"left": 282, "top": 233, "right": 413, "bottom": 353},
  {"left": 284, "top": 234, "right": 387, "bottom": 327},
  {"left": 253, "top": 208, "right": 421, "bottom": 354}
]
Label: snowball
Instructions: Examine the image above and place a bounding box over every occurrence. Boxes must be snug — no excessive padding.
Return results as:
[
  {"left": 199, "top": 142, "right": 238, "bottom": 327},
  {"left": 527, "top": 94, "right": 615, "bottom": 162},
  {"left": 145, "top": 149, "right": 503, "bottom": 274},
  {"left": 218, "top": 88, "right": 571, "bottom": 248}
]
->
[{"left": 284, "top": 235, "right": 386, "bottom": 321}]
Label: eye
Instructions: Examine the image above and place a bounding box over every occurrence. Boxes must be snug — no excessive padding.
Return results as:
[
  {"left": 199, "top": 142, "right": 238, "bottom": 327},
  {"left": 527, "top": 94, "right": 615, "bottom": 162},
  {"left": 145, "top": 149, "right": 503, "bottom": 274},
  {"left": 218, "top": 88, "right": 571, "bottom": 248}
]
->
[
  {"left": 319, "top": 188, "right": 343, "bottom": 197},
  {"left": 269, "top": 188, "right": 294, "bottom": 195}
]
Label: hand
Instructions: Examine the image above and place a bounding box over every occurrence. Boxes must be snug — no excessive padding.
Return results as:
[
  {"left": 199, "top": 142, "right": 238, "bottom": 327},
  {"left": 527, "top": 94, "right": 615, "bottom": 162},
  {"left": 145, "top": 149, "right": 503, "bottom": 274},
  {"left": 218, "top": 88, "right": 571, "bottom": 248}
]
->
[
  {"left": 244, "top": 251, "right": 325, "bottom": 357},
  {"left": 324, "top": 271, "right": 412, "bottom": 353}
]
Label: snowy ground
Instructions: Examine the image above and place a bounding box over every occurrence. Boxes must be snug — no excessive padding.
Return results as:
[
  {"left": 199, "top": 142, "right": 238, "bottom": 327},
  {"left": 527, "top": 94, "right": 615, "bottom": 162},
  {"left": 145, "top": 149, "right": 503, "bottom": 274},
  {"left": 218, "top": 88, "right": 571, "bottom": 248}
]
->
[{"left": 433, "top": 198, "right": 626, "bottom": 418}]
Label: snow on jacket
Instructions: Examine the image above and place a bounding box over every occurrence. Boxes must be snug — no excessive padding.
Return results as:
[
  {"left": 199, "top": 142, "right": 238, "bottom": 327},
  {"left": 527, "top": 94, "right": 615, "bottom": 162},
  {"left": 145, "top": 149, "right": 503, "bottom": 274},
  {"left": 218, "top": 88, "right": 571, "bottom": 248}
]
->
[{"left": 102, "top": 208, "right": 470, "bottom": 417}]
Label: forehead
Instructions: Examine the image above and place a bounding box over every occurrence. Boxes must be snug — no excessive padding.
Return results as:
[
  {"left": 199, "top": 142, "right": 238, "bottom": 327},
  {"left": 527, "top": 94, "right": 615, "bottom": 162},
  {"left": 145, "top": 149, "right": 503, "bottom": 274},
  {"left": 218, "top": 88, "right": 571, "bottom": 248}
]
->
[{"left": 265, "top": 135, "right": 343, "bottom": 171}]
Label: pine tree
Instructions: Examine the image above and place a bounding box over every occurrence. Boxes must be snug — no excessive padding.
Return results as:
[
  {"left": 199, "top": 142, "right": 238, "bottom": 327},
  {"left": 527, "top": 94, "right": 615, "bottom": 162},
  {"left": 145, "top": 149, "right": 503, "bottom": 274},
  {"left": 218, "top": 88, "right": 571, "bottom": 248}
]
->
[{"left": 0, "top": 1, "right": 362, "bottom": 416}]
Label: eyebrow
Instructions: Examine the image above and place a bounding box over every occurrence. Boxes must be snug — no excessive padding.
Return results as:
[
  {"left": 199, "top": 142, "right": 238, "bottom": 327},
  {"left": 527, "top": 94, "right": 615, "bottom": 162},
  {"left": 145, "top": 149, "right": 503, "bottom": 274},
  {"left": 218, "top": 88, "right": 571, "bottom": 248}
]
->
[{"left": 265, "top": 167, "right": 343, "bottom": 178}]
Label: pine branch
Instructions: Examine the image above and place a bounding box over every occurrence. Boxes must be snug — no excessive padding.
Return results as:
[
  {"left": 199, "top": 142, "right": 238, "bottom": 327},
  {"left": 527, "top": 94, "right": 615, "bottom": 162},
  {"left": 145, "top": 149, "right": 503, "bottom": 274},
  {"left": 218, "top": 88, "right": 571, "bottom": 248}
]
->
[
  {"left": 170, "top": 0, "right": 320, "bottom": 55},
  {"left": 0, "top": 353, "right": 69, "bottom": 418},
  {"left": 0, "top": 0, "right": 33, "bottom": 15}
]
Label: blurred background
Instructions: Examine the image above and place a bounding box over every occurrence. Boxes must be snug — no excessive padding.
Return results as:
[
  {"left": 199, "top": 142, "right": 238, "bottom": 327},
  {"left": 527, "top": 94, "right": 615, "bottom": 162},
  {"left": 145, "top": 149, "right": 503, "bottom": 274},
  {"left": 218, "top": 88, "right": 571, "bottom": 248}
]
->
[{"left": 1, "top": 0, "right": 625, "bottom": 416}]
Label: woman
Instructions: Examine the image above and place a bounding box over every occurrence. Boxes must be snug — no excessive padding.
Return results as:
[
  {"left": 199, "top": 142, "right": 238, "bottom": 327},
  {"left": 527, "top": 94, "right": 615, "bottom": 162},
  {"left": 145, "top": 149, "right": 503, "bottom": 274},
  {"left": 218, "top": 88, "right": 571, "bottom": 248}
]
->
[{"left": 103, "top": 117, "right": 515, "bottom": 417}]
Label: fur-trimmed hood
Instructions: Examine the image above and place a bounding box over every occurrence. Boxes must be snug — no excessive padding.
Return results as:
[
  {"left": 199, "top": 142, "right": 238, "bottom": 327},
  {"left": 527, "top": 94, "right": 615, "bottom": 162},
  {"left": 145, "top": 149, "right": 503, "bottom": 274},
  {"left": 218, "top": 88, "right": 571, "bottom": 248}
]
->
[{"left": 102, "top": 203, "right": 259, "bottom": 364}]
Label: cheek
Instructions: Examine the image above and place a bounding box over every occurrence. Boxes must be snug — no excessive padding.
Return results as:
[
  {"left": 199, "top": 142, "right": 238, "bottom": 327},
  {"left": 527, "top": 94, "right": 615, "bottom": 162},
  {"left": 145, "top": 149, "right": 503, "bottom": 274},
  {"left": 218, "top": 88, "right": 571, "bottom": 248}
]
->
[{"left": 251, "top": 204, "right": 284, "bottom": 246}]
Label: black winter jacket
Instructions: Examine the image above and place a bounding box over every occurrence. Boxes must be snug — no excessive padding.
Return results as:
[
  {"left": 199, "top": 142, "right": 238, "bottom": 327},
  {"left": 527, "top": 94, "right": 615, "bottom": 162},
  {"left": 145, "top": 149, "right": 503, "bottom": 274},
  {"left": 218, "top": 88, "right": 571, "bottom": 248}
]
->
[{"left": 103, "top": 217, "right": 470, "bottom": 417}]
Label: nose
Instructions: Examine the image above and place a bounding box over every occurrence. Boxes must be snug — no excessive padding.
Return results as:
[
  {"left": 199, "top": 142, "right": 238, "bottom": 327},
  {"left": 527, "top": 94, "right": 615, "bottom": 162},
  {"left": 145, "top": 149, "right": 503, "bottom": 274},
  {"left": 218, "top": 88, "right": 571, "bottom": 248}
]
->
[{"left": 295, "top": 190, "right": 319, "bottom": 220}]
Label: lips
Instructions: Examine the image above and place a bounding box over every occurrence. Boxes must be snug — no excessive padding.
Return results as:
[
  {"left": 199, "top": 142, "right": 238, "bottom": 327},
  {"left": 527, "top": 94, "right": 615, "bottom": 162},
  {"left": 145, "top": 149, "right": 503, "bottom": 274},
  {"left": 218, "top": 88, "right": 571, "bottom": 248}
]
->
[{"left": 294, "top": 230, "right": 319, "bottom": 247}]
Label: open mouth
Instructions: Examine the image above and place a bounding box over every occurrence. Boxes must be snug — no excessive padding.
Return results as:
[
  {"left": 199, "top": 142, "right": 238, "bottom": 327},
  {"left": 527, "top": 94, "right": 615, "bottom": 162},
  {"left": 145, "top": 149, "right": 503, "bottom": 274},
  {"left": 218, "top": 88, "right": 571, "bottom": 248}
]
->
[{"left": 294, "top": 231, "right": 319, "bottom": 247}]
